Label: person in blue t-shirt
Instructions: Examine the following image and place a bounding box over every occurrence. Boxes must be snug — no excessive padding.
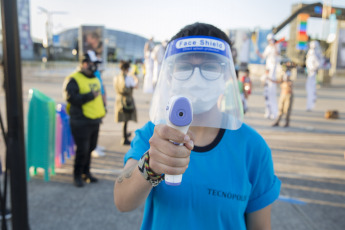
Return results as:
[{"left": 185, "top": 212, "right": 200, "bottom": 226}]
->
[
  {"left": 94, "top": 68, "right": 106, "bottom": 109},
  {"left": 114, "top": 22, "right": 281, "bottom": 230},
  {"left": 91, "top": 56, "right": 107, "bottom": 157}
]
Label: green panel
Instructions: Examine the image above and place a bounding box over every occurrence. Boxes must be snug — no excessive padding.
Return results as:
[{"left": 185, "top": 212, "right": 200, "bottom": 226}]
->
[{"left": 26, "top": 88, "right": 56, "bottom": 181}]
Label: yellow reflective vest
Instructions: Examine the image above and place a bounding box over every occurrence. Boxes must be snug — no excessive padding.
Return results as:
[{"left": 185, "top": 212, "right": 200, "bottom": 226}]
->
[{"left": 65, "top": 72, "right": 105, "bottom": 119}]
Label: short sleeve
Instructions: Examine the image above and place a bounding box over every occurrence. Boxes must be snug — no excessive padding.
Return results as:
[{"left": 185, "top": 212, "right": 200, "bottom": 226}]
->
[
  {"left": 246, "top": 145, "right": 281, "bottom": 213},
  {"left": 124, "top": 122, "right": 155, "bottom": 164}
]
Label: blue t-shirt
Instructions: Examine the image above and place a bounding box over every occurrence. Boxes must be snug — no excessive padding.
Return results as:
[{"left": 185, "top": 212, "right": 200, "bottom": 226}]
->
[
  {"left": 94, "top": 70, "right": 105, "bottom": 95},
  {"left": 124, "top": 122, "right": 281, "bottom": 230}
]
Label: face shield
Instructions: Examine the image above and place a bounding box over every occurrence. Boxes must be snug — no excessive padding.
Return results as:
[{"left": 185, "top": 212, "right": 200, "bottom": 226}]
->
[{"left": 149, "top": 36, "right": 243, "bottom": 130}]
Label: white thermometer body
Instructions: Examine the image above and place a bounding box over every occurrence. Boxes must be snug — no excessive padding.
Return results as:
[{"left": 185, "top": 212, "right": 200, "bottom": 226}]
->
[{"left": 165, "top": 96, "right": 193, "bottom": 186}]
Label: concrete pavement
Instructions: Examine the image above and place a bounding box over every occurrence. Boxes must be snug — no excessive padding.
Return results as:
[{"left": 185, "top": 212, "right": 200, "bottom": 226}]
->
[{"left": 1, "top": 62, "right": 345, "bottom": 229}]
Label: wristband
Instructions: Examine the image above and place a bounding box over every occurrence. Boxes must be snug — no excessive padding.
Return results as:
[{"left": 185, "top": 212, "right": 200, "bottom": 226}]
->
[{"left": 138, "top": 151, "right": 164, "bottom": 187}]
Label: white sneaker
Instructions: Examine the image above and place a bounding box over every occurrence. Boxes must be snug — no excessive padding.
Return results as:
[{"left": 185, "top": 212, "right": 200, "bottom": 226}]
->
[
  {"left": 96, "top": 146, "right": 105, "bottom": 151},
  {"left": 91, "top": 149, "right": 106, "bottom": 158}
]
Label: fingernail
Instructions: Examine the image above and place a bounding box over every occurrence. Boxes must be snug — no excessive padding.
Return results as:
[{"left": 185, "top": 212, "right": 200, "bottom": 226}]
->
[
  {"left": 184, "top": 135, "right": 190, "bottom": 142},
  {"left": 188, "top": 140, "right": 194, "bottom": 149}
]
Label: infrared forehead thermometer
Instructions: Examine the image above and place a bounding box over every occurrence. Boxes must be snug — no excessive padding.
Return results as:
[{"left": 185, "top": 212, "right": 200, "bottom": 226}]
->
[{"left": 165, "top": 96, "right": 193, "bottom": 186}]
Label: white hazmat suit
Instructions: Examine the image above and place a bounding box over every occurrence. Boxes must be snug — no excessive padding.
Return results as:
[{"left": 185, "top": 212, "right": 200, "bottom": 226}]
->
[
  {"left": 261, "top": 33, "right": 280, "bottom": 119},
  {"left": 143, "top": 38, "right": 155, "bottom": 94},
  {"left": 260, "top": 71, "right": 273, "bottom": 118},
  {"left": 151, "top": 41, "right": 166, "bottom": 89},
  {"left": 305, "top": 41, "right": 322, "bottom": 111}
]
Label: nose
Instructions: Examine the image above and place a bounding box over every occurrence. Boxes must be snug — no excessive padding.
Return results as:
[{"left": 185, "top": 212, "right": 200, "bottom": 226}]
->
[
  {"left": 184, "top": 67, "right": 206, "bottom": 89},
  {"left": 190, "top": 67, "right": 203, "bottom": 80}
]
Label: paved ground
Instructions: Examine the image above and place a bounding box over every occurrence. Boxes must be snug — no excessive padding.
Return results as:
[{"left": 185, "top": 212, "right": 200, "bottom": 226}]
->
[{"left": 0, "top": 62, "right": 345, "bottom": 229}]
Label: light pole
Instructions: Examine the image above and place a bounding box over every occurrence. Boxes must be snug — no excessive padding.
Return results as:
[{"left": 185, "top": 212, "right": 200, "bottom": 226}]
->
[
  {"left": 321, "top": 0, "right": 332, "bottom": 41},
  {"left": 1, "top": 0, "right": 29, "bottom": 229}
]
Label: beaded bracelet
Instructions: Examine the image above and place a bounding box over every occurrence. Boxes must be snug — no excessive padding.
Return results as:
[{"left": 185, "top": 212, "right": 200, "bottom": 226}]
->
[{"left": 138, "top": 151, "right": 164, "bottom": 187}]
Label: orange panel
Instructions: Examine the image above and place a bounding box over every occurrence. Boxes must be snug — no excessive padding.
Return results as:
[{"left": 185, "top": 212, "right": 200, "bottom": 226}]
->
[{"left": 298, "top": 13, "right": 310, "bottom": 21}]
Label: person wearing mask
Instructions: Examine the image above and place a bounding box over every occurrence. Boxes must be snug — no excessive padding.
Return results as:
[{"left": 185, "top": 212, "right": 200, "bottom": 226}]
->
[
  {"left": 114, "top": 22, "right": 281, "bottom": 230},
  {"left": 257, "top": 33, "right": 280, "bottom": 119},
  {"left": 305, "top": 40, "right": 322, "bottom": 111},
  {"left": 91, "top": 54, "right": 107, "bottom": 158},
  {"left": 114, "top": 61, "right": 138, "bottom": 145},
  {"left": 63, "top": 50, "right": 106, "bottom": 187}
]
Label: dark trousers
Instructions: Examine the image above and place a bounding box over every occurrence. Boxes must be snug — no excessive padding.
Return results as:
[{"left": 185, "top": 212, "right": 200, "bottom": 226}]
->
[
  {"left": 70, "top": 123, "right": 100, "bottom": 177},
  {"left": 122, "top": 121, "right": 128, "bottom": 140}
]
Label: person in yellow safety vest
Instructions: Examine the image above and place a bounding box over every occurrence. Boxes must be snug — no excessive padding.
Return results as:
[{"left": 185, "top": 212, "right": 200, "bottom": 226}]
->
[{"left": 63, "top": 50, "right": 105, "bottom": 188}]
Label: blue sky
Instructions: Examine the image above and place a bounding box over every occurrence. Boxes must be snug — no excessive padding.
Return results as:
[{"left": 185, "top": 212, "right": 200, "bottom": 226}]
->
[{"left": 30, "top": 0, "right": 345, "bottom": 41}]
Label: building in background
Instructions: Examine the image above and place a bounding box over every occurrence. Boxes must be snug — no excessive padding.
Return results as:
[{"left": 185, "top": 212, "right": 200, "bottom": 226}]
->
[
  {"left": 1, "top": 1, "right": 147, "bottom": 62},
  {"left": 37, "top": 27, "right": 147, "bottom": 62},
  {"left": 9, "top": 0, "right": 345, "bottom": 80}
]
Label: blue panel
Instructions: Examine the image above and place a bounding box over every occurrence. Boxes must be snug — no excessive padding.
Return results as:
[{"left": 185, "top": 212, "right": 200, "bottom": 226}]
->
[{"left": 249, "top": 29, "right": 272, "bottom": 64}]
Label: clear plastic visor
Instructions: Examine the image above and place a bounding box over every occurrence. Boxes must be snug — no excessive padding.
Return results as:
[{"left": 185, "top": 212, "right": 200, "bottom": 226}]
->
[{"left": 149, "top": 38, "right": 243, "bottom": 130}]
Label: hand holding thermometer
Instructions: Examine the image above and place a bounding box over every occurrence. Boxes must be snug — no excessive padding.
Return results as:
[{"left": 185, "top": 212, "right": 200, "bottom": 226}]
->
[{"left": 165, "top": 96, "right": 193, "bottom": 186}]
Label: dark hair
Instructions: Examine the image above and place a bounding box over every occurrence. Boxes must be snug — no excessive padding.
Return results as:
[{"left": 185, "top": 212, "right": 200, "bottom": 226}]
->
[
  {"left": 119, "top": 60, "right": 130, "bottom": 71},
  {"left": 170, "top": 22, "right": 231, "bottom": 46}
]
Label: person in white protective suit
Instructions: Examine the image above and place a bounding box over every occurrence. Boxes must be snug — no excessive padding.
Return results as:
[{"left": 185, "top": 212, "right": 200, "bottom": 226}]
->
[
  {"left": 238, "top": 33, "right": 251, "bottom": 69},
  {"left": 143, "top": 37, "right": 155, "bottom": 93},
  {"left": 257, "top": 33, "right": 280, "bottom": 119},
  {"left": 151, "top": 40, "right": 168, "bottom": 89},
  {"left": 260, "top": 69, "right": 272, "bottom": 118},
  {"left": 305, "top": 40, "right": 322, "bottom": 111}
]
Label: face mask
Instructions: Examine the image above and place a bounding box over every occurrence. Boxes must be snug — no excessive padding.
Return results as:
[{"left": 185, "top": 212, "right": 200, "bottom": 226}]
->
[
  {"left": 171, "top": 69, "right": 225, "bottom": 114},
  {"left": 88, "top": 63, "right": 97, "bottom": 73}
]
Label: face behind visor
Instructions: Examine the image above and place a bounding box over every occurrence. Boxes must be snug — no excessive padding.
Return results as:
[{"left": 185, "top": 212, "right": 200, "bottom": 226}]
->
[
  {"left": 168, "top": 53, "right": 227, "bottom": 114},
  {"left": 149, "top": 36, "right": 243, "bottom": 130},
  {"left": 168, "top": 53, "right": 228, "bottom": 81}
]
